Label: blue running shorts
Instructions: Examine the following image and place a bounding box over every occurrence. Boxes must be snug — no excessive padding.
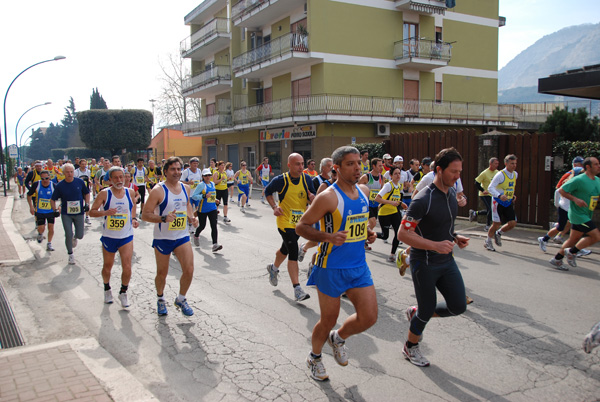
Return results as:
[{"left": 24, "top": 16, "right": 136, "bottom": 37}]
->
[
  {"left": 307, "top": 263, "right": 373, "bottom": 298},
  {"left": 152, "top": 236, "right": 190, "bottom": 255},
  {"left": 101, "top": 235, "right": 133, "bottom": 253}
]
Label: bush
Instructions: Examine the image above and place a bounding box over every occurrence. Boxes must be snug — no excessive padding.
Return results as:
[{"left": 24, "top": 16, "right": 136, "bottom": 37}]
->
[
  {"left": 51, "top": 147, "right": 111, "bottom": 161},
  {"left": 351, "top": 142, "right": 387, "bottom": 159},
  {"left": 540, "top": 107, "right": 599, "bottom": 142},
  {"left": 552, "top": 141, "right": 600, "bottom": 183}
]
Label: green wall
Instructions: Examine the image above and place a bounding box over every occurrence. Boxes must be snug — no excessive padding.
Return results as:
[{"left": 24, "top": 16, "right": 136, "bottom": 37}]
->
[
  {"left": 273, "top": 73, "right": 292, "bottom": 100},
  {"left": 315, "top": 64, "right": 403, "bottom": 97},
  {"left": 420, "top": 72, "right": 435, "bottom": 101},
  {"left": 271, "top": 16, "right": 291, "bottom": 40},
  {"left": 443, "top": 75, "right": 498, "bottom": 104},
  {"left": 445, "top": 20, "right": 498, "bottom": 71},
  {"left": 451, "top": 0, "right": 499, "bottom": 20}
]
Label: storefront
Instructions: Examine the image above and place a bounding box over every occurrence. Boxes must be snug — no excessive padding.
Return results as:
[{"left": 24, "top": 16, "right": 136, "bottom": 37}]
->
[{"left": 259, "top": 124, "right": 316, "bottom": 175}]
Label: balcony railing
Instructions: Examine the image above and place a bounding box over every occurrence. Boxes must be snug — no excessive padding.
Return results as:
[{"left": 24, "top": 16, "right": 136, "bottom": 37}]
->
[
  {"left": 232, "top": 94, "right": 565, "bottom": 125},
  {"left": 182, "top": 66, "right": 232, "bottom": 93},
  {"left": 231, "top": 0, "right": 264, "bottom": 20},
  {"left": 395, "top": 0, "right": 447, "bottom": 15},
  {"left": 183, "top": 114, "right": 233, "bottom": 133},
  {"left": 394, "top": 38, "right": 452, "bottom": 62},
  {"left": 180, "top": 18, "right": 230, "bottom": 55},
  {"left": 232, "top": 32, "right": 308, "bottom": 72}
]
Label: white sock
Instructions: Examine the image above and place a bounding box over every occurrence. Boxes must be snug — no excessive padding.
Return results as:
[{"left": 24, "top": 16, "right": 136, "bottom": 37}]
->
[
  {"left": 177, "top": 294, "right": 186, "bottom": 303},
  {"left": 273, "top": 264, "right": 279, "bottom": 271},
  {"left": 333, "top": 330, "right": 344, "bottom": 343}
]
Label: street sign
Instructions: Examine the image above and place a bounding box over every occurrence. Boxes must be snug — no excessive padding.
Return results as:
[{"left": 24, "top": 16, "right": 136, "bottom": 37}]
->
[{"left": 8, "top": 144, "right": 18, "bottom": 158}]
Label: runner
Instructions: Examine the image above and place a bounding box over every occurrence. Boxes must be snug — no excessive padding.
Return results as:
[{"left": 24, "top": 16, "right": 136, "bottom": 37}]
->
[
  {"left": 375, "top": 166, "right": 408, "bottom": 262},
  {"left": 382, "top": 154, "right": 393, "bottom": 174},
  {"left": 255, "top": 157, "right": 274, "bottom": 204},
  {"left": 14, "top": 167, "right": 25, "bottom": 198},
  {"left": 142, "top": 156, "right": 198, "bottom": 316},
  {"left": 95, "top": 159, "right": 112, "bottom": 191},
  {"left": 46, "top": 159, "right": 57, "bottom": 182},
  {"left": 226, "top": 162, "right": 235, "bottom": 203},
  {"left": 296, "top": 145, "right": 377, "bottom": 381},
  {"left": 27, "top": 170, "right": 56, "bottom": 251},
  {"left": 264, "top": 153, "right": 316, "bottom": 302},
  {"left": 549, "top": 157, "right": 600, "bottom": 270},
  {"left": 56, "top": 159, "right": 66, "bottom": 182},
  {"left": 181, "top": 157, "right": 202, "bottom": 233},
  {"left": 132, "top": 158, "right": 148, "bottom": 218},
  {"left": 470, "top": 157, "right": 499, "bottom": 229},
  {"left": 234, "top": 161, "right": 253, "bottom": 213},
  {"left": 123, "top": 171, "right": 141, "bottom": 204},
  {"left": 398, "top": 147, "right": 469, "bottom": 367},
  {"left": 89, "top": 166, "right": 139, "bottom": 307},
  {"left": 50, "top": 164, "right": 90, "bottom": 265},
  {"left": 358, "top": 157, "right": 384, "bottom": 250},
  {"left": 303, "top": 159, "right": 318, "bottom": 178},
  {"left": 213, "top": 161, "right": 230, "bottom": 223},
  {"left": 485, "top": 154, "right": 518, "bottom": 252},
  {"left": 74, "top": 158, "right": 93, "bottom": 225},
  {"left": 209, "top": 158, "right": 217, "bottom": 175},
  {"left": 359, "top": 150, "right": 370, "bottom": 175},
  {"left": 146, "top": 159, "right": 163, "bottom": 191},
  {"left": 411, "top": 157, "right": 432, "bottom": 191},
  {"left": 191, "top": 168, "right": 222, "bottom": 252}
]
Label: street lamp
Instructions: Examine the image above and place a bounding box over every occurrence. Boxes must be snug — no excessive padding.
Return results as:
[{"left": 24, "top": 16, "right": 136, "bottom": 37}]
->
[
  {"left": 19, "top": 121, "right": 44, "bottom": 165},
  {"left": 15, "top": 102, "right": 51, "bottom": 167},
  {"left": 149, "top": 99, "right": 156, "bottom": 138},
  {"left": 1, "top": 55, "right": 66, "bottom": 196}
]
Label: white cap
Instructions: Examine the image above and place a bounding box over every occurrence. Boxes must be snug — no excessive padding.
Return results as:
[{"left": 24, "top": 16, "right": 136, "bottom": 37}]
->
[
  {"left": 383, "top": 153, "right": 392, "bottom": 160},
  {"left": 202, "top": 168, "right": 212, "bottom": 176},
  {"left": 394, "top": 155, "right": 403, "bottom": 163}
]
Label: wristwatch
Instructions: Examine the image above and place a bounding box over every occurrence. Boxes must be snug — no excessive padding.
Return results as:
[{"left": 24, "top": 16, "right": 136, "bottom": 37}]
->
[{"left": 161, "top": 215, "right": 167, "bottom": 223}]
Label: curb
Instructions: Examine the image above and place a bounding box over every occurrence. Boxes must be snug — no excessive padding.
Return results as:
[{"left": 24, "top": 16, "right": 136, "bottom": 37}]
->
[{"left": 1, "top": 193, "right": 35, "bottom": 265}]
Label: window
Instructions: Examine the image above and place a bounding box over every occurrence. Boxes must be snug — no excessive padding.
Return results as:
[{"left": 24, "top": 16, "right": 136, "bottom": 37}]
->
[
  {"left": 436, "top": 27, "right": 443, "bottom": 43},
  {"left": 292, "top": 77, "right": 311, "bottom": 98},
  {"left": 435, "top": 82, "right": 442, "bottom": 104},
  {"left": 242, "top": 78, "right": 247, "bottom": 89},
  {"left": 403, "top": 23, "right": 419, "bottom": 57},
  {"left": 242, "top": 28, "right": 246, "bottom": 41}
]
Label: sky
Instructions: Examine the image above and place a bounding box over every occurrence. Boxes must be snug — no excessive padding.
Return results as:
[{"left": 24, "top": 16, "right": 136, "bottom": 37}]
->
[{"left": 0, "top": 0, "right": 599, "bottom": 148}]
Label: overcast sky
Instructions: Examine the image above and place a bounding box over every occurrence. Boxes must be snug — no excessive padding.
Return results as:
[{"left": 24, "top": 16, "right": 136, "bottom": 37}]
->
[{"left": 1, "top": 0, "right": 599, "bottom": 147}]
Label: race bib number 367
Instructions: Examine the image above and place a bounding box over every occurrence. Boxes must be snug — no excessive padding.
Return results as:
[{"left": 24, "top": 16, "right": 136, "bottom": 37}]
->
[
  {"left": 169, "top": 212, "right": 187, "bottom": 231},
  {"left": 345, "top": 213, "right": 369, "bottom": 242}
]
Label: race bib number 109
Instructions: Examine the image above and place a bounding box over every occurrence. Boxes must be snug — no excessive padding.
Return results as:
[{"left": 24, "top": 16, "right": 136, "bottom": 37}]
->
[{"left": 345, "top": 213, "right": 369, "bottom": 242}]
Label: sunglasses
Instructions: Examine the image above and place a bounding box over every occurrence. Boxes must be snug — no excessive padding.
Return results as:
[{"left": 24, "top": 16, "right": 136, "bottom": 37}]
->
[{"left": 41, "top": 177, "right": 50, "bottom": 180}]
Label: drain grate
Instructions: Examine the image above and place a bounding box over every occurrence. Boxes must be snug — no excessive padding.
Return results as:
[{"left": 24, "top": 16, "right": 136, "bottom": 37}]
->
[{"left": 0, "top": 281, "right": 24, "bottom": 349}]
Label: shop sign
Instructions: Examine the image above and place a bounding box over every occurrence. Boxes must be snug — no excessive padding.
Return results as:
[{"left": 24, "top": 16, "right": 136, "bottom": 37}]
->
[
  {"left": 260, "top": 125, "right": 316, "bottom": 142},
  {"left": 205, "top": 138, "right": 218, "bottom": 146}
]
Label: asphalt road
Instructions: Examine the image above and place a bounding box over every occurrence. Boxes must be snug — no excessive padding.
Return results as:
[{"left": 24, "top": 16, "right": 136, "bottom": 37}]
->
[{"left": 4, "top": 192, "right": 600, "bottom": 401}]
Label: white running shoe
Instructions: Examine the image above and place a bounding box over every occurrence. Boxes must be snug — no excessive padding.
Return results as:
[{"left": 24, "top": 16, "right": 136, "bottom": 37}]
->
[
  {"left": 537, "top": 237, "right": 547, "bottom": 252},
  {"left": 552, "top": 235, "right": 564, "bottom": 244},
  {"left": 68, "top": 254, "right": 76, "bottom": 265},
  {"left": 387, "top": 254, "right": 395, "bottom": 262},
  {"left": 402, "top": 343, "right": 430, "bottom": 367},
  {"left": 577, "top": 249, "right": 592, "bottom": 257},
  {"left": 212, "top": 243, "right": 223, "bottom": 252},
  {"left": 565, "top": 249, "right": 577, "bottom": 267},
  {"left": 484, "top": 238, "right": 496, "bottom": 252},
  {"left": 246, "top": 203, "right": 251, "bottom": 207},
  {"left": 85, "top": 216, "right": 91, "bottom": 225},
  {"left": 549, "top": 258, "right": 568, "bottom": 271},
  {"left": 193, "top": 236, "right": 200, "bottom": 247},
  {"left": 46, "top": 243, "right": 54, "bottom": 251},
  {"left": 223, "top": 216, "right": 231, "bottom": 223},
  {"left": 327, "top": 331, "right": 348, "bottom": 366},
  {"left": 583, "top": 321, "right": 600, "bottom": 354},
  {"left": 298, "top": 243, "right": 306, "bottom": 262},
  {"left": 118, "top": 292, "right": 130, "bottom": 308},
  {"left": 468, "top": 209, "right": 477, "bottom": 222},
  {"left": 267, "top": 264, "right": 279, "bottom": 286},
  {"left": 294, "top": 286, "right": 310, "bottom": 302},
  {"left": 104, "top": 289, "right": 114, "bottom": 304},
  {"left": 306, "top": 353, "right": 328, "bottom": 381},
  {"left": 261, "top": 199, "right": 267, "bottom": 205},
  {"left": 72, "top": 237, "right": 78, "bottom": 248},
  {"left": 36, "top": 233, "right": 43, "bottom": 243},
  {"left": 494, "top": 231, "right": 502, "bottom": 247},
  {"left": 241, "top": 207, "right": 246, "bottom": 213}
]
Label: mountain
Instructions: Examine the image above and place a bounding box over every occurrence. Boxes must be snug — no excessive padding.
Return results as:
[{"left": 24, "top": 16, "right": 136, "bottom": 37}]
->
[{"left": 499, "top": 22, "right": 600, "bottom": 91}]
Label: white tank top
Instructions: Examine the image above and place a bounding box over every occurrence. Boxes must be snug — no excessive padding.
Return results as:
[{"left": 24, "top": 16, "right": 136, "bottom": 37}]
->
[
  {"left": 133, "top": 166, "right": 146, "bottom": 186},
  {"left": 101, "top": 188, "right": 134, "bottom": 239},
  {"left": 153, "top": 182, "right": 190, "bottom": 240}
]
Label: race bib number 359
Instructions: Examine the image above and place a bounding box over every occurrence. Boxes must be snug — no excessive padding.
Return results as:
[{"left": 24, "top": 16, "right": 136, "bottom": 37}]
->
[
  {"left": 107, "top": 214, "right": 127, "bottom": 230},
  {"left": 345, "top": 213, "right": 369, "bottom": 242},
  {"left": 169, "top": 212, "right": 187, "bottom": 231}
]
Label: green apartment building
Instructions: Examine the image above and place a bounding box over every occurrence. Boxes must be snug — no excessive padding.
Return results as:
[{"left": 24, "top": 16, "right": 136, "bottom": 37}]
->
[{"left": 180, "top": 0, "right": 504, "bottom": 173}]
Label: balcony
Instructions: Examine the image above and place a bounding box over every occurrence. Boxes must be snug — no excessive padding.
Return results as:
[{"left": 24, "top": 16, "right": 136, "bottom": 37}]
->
[
  {"left": 181, "top": 18, "right": 231, "bottom": 60},
  {"left": 394, "top": 39, "right": 451, "bottom": 70},
  {"left": 231, "top": 94, "right": 558, "bottom": 128},
  {"left": 232, "top": 32, "right": 320, "bottom": 78},
  {"left": 185, "top": 0, "right": 228, "bottom": 25},
  {"left": 182, "top": 66, "right": 232, "bottom": 98},
  {"left": 395, "top": 0, "right": 447, "bottom": 15},
  {"left": 231, "top": 0, "right": 303, "bottom": 28},
  {"left": 183, "top": 100, "right": 233, "bottom": 136}
]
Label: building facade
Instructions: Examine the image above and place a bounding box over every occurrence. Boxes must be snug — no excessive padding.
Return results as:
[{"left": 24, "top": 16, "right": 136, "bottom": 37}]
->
[
  {"left": 149, "top": 126, "right": 203, "bottom": 163},
  {"left": 181, "top": 0, "right": 505, "bottom": 174}
]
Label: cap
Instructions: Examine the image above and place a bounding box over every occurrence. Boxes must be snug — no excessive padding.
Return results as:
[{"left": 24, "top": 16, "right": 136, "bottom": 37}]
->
[
  {"left": 202, "top": 168, "right": 212, "bottom": 176},
  {"left": 573, "top": 166, "right": 584, "bottom": 175},
  {"left": 383, "top": 153, "right": 392, "bottom": 160},
  {"left": 35, "top": 161, "right": 43, "bottom": 166},
  {"left": 572, "top": 156, "right": 584, "bottom": 164},
  {"left": 393, "top": 155, "right": 403, "bottom": 163},
  {"left": 421, "top": 157, "right": 432, "bottom": 166}
]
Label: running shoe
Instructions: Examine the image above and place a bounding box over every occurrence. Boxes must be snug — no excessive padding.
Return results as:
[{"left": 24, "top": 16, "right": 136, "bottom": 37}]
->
[
  {"left": 327, "top": 330, "right": 348, "bottom": 366},
  {"left": 230, "top": 198, "right": 234, "bottom": 203},
  {"left": 237, "top": 201, "right": 240, "bottom": 207},
  {"left": 72, "top": 237, "right": 78, "bottom": 248},
  {"left": 565, "top": 249, "right": 577, "bottom": 267},
  {"left": 212, "top": 243, "right": 223, "bottom": 252},
  {"left": 484, "top": 238, "right": 496, "bottom": 252},
  {"left": 406, "top": 306, "right": 423, "bottom": 341},
  {"left": 104, "top": 289, "right": 114, "bottom": 304},
  {"left": 583, "top": 321, "right": 600, "bottom": 354},
  {"left": 387, "top": 254, "right": 395, "bottom": 262},
  {"left": 383, "top": 238, "right": 389, "bottom": 244},
  {"left": 466, "top": 296, "right": 474, "bottom": 305},
  {"left": 306, "top": 353, "right": 329, "bottom": 381},
  {"left": 364, "top": 243, "right": 372, "bottom": 251},
  {"left": 307, "top": 262, "right": 314, "bottom": 279},
  {"left": 396, "top": 249, "right": 410, "bottom": 276},
  {"left": 174, "top": 298, "right": 194, "bottom": 316},
  {"left": 402, "top": 343, "right": 430, "bottom": 367},
  {"left": 241, "top": 207, "right": 246, "bottom": 213},
  {"left": 484, "top": 225, "right": 490, "bottom": 231},
  {"left": 193, "top": 236, "right": 200, "bottom": 247},
  {"left": 468, "top": 209, "right": 477, "bottom": 222},
  {"left": 294, "top": 286, "right": 310, "bottom": 302},
  {"left": 68, "top": 254, "right": 76, "bottom": 265},
  {"left": 537, "top": 237, "right": 547, "bottom": 253},
  {"left": 552, "top": 235, "right": 564, "bottom": 244},
  {"left": 267, "top": 264, "right": 279, "bottom": 286},
  {"left": 298, "top": 243, "right": 306, "bottom": 262},
  {"left": 261, "top": 199, "right": 267, "bottom": 205},
  {"left": 118, "top": 292, "right": 130, "bottom": 308},
  {"left": 157, "top": 299, "right": 168, "bottom": 316},
  {"left": 577, "top": 249, "right": 592, "bottom": 257},
  {"left": 246, "top": 202, "right": 251, "bottom": 207},
  {"left": 46, "top": 243, "right": 54, "bottom": 251},
  {"left": 36, "top": 233, "right": 43, "bottom": 243},
  {"left": 223, "top": 216, "right": 231, "bottom": 223},
  {"left": 494, "top": 231, "right": 502, "bottom": 247},
  {"left": 85, "top": 216, "right": 91, "bottom": 225},
  {"left": 549, "top": 258, "right": 568, "bottom": 271}
]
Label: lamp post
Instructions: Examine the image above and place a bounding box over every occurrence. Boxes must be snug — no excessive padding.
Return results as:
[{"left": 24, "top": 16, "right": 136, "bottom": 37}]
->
[
  {"left": 15, "top": 102, "right": 51, "bottom": 167},
  {"left": 2, "top": 55, "right": 66, "bottom": 196},
  {"left": 149, "top": 99, "right": 156, "bottom": 138},
  {"left": 19, "top": 121, "right": 44, "bottom": 166}
]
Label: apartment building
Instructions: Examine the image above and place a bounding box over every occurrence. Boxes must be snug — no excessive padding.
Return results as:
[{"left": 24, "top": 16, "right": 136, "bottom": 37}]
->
[{"left": 180, "top": 0, "right": 502, "bottom": 173}]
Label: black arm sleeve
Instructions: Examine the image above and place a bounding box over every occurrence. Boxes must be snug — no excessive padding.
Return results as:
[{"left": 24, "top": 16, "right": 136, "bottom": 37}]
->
[{"left": 474, "top": 180, "right": 485, "bottom": 193}]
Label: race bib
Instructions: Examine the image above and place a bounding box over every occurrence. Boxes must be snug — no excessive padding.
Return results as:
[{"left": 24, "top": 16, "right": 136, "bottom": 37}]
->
[
  {"left": 135, "top": 176, "right": 145, "bottom": 185},
  {"left": 389, "top": 194, "right": 401, "bottom": 202},
  {"left": 505, "top": 189, "right": 514, "bottom": 199},
  {"left": 289, "top": 209, "right": 304, "bottom": 225},
  {"left": 207, "top": 192, "right": 216, "bottom": 203},
  {"left": 191, "top": 180, "right": 200, "bottom": 189},
  {"left": 169, "top": 211, "right": 187, "bottom": 231},
  {"left": 369, "top": 190, "right": 379, "bottom": 202},
  {"left": 262, "top": 174, "right": 269, "bottom": 181},
  {"left": 345, "top": 213, "right": 368, "bottom": 242},
  {"left": 150, "top": 176, "right": 157, "bottom": 183},
  {"left": 38, "top": 198, "right": 51, "bottom": 210},
  {"left": 67, "top": 201, "right": 81, "bottom": 214},
  {"left": 240, "top": 176, "right": 248, "bottom": 185},
  {"left": 107, "top": 214, "right": 127, "bottom": 230},
  {"left": 590, "top": 196, "right": 598, "bottom": 211}
]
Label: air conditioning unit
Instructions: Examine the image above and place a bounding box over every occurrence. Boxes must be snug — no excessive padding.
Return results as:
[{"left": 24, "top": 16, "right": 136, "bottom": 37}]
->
[{"left": 376, "top": 123, "right": 390, "bottom": 137}]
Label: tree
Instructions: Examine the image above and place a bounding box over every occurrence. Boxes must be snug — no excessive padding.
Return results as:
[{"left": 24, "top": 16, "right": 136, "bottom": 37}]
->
[
  {"left": 157, "top": 53, "right": 201, "bottom": 126},
  {"left": 539, "top": 107, "right": 599, "bottom": 142},
  {"left": 90, "top": 87, "right": 108, "bottom": 109},
  {"left": 77, "top": 109, "right": 152, "bottom": 155},
  {"left": 60, "top": 97, "right": 79, "bottom": 148}
]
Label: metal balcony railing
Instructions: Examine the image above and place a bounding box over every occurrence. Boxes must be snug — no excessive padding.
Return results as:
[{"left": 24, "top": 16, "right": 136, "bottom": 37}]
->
[
  {"left": 182, "top": 66, "right": 232, "bottom": 93},
  {"left": 183, "top": 99, "right": 233, "bottom": 132},
  {"left": 394, "top": 38, "right": 452, "bottom": 62},
  {"left": 180, "top": 17, "right": 230, "bottom": 55},
  {"left": 231, "top": 94, "right": 570, "bottom": 125},
  {"left": 232, "top": 0, "right": 264, "bottom": 20},
  {"left": 232, "top": 32, "right": 308, "bottom": 72}
]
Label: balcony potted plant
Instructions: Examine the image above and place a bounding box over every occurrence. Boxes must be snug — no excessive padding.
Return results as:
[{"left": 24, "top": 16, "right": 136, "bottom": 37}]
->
[{"left": 295, "top": 24, "right": 308, "bottom": 51}]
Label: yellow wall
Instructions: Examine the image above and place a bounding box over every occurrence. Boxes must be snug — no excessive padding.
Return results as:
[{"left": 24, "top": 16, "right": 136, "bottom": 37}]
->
[
  {"left": 214, "top": 47, "right": 230, "bottom": 66},
  {"left": 418, "top": 15, "right": 435, "bottom": 41},
  {"left": 273, "top": 73, "right": 292, "bottom": 100},
  {"left": 445, "top": 20, "right": 498, "bottom": 71},
  {"left": 271, "top": 17, "right": 291, "bottom": 40},
  {"left": 315, "top": 64, "right": 403, "bottom": 97},
  {"left": 451, "top": 0, "right": 499, "bottom": 20},
  {"left": 443, "top": 75, "right": 498, "bottom": 103},
  {"left": 420, "top": 72, "right": 435, "bottom": 100}
]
